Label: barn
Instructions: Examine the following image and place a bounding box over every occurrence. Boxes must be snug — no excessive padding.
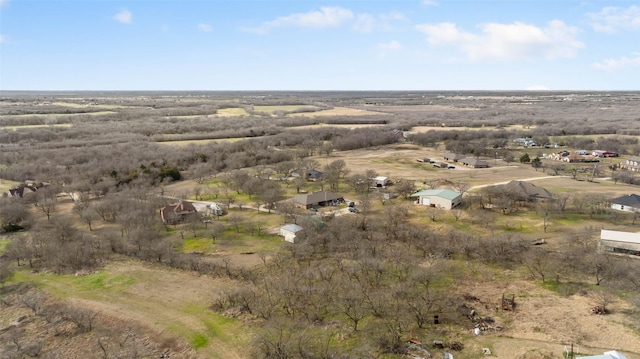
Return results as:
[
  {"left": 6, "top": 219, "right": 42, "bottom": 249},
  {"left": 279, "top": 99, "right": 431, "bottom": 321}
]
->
[
  {"left": 600, "top": 229, "right": 640, "bottom": 256},
  {"left": 411, "top": 189, "right": 462, "bottom": 210}
]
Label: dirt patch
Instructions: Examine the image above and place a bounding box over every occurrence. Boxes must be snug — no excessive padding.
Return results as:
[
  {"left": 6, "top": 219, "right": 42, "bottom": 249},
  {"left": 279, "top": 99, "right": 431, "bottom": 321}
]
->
[{"left": 455, "top": 277, "right": 640, "bottom": 358}]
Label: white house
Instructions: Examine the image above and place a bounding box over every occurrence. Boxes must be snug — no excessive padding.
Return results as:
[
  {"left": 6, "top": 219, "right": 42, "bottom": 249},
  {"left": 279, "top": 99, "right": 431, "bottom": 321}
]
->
[
  {"left": 411, "top": 189, "right": 462, "bottom": 210},
  {"left": 610, "top": 194, "right": 640, "bottom": 213},
  {"left": 279, "top": 224, "right": 304, "bottom": 243}
]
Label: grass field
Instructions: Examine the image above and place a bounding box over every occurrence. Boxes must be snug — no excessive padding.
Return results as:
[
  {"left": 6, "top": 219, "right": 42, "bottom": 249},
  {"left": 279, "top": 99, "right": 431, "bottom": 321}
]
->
[
  {"left": 287, "top": 106, "right": 383, "bottom": 117},
  {"left": 2, "top": 111, "right": 116, "bottom": 118},
  {"left": 286, "top": 123, "right": 386, "bottom": 130},
  {"left": 10, "top": 259, "right": 252, "bottom": 358},
  {"left": 0, "top": 124, "right": 73, "bottom": 130},
  {"left": 407, "top": 124, "right": 536, "bottom": 134},
  {"left": 253, "top": 105, "right": 318, "bottom": 113},
  {"left": 156, "top": 137, "right": 256, "bottom": 146},
  {"left": 51, "top": 102, "right": 142, "bottom": 109},
  {"left": 0, "top": 178, "right": 19, "bottom": 192}
]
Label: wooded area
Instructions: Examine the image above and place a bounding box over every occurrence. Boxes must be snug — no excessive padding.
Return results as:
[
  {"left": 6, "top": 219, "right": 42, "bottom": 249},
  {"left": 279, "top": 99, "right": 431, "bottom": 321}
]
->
[{"left": 1, "top": 91, "right": 640, "bottom": 358}]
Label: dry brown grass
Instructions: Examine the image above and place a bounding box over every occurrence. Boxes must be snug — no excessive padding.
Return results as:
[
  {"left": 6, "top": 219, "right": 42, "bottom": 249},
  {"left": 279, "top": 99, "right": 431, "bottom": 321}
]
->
[{"left": 287, "top": 106, "right": 383, "bottom": 117}]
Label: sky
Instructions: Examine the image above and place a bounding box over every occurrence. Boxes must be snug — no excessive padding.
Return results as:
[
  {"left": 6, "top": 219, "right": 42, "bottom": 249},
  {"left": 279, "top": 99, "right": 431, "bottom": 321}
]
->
[{"left": 0, "top": 0, "right": 639, "bottom": 91}]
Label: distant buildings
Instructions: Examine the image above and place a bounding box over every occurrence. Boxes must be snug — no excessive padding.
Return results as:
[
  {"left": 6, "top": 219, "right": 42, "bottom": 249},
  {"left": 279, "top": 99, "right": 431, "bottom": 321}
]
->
[{"left": 619, "top": 156, "right": 640, "bottom": 172}]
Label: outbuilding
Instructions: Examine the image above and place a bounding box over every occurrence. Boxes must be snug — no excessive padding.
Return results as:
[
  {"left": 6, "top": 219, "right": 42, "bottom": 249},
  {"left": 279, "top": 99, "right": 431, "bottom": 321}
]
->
[
  {"left": 280, "top": 224, "right": 304, "bottom": 243},
  {"left": 600, "top": 229, "right": 640, "bottom": 256},
  {"left": 411, "top": 189, "right": 462, "bottom": 210}
]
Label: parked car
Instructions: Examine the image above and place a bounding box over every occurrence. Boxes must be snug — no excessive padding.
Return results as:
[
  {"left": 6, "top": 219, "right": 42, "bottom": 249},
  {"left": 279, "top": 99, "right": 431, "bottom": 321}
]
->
[
  {"left": 348, "top": 207, "right": 359, "bottom": 213},
  {"left": 348, "top": 201, "right": 355, "bottom": 208},
  {"left": 447, "top": 166, "right": 456, "bottom": 169}
]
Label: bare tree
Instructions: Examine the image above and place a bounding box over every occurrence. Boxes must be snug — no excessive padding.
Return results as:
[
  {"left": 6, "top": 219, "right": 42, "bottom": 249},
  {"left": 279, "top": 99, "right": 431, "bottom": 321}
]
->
[{"left": 19, "top": 291, "right": 46, "bottom": 315}]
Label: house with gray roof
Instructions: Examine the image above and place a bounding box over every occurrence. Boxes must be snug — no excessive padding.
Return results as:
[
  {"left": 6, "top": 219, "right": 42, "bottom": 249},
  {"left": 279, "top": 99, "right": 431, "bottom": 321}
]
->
[
  {"left": 411, "top": 189, "right": 462, "bottom": 210},
  {"left": 442, "top": 153, "right": 466, "bottom": 162},
  {"left": 499, "top": 180, "right": 552, "bottom": 201},
  {"left": 610, "top": 194, "right": 640, "bottom": 213},
  {"left": 291, "top": 191, "right": 344, "bottom": 209},
  {"left": 460, "top": 158, "right": 489, "bottom": 168}
]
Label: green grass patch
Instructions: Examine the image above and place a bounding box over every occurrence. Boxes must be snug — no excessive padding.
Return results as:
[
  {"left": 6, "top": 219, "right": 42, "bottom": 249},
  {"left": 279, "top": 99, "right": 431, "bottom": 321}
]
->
[
  {"left": 179, "top": 304, "right": 244, "bottom": 351},
  {"left": 0, "top": 239, "right": 10, "bottom": 255},
  {"left": 190, "top": 334, "right": 209, "bottom": 349},
  {"left": 11, "top": 269, "right": 135, "bottom": 296},
  {"left": 182, "top": 237, "right": 214, "bottom": 253}
]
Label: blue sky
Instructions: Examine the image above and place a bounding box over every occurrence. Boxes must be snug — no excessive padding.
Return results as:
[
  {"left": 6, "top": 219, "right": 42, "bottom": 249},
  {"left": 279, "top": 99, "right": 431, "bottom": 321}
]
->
[{"left": 1, "top": 0, "right": 639, "bottom": 91}]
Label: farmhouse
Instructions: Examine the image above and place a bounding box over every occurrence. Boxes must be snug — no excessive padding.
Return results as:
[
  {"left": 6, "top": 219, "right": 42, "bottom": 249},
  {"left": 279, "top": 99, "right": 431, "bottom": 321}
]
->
[
  {"left": 279, "top": 224, "right": 304, "bottom": 243},
  {"left": 619, "top": 156, "right": 640, "bottom": 172},
  {"left": 291, "top": 191, "right": 344, "bottom": 209},
  {"left": 610, "top": 194, "right": 640, "bottom": 213},
  {"left": 160, "top": 200, "right": 198, "bottom": 224},
  {"left": 600, "top": 229, "right": 640, "bottom": 256},
  {"left": 460, "top": 158, "right": 489, "bottom": 168},
  {"left": 492, "top": 180, "right": 553, "bottom": 201},
  {"left": 411, "top": 189, "right": 462, "bottom": 210}
]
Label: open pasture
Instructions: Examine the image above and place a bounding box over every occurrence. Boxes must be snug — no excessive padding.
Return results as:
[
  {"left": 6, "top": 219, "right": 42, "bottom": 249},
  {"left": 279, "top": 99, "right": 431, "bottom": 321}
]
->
[{"left": 0, "top": 123, "right": 73, "bottom": 130}]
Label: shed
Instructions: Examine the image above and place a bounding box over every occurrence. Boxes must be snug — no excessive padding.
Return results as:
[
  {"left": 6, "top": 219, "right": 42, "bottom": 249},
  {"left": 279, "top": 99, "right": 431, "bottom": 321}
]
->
[
  {"left": 373, "top": 176, "right": 391, "bottom": 187},
  {"left": 280, "top": 224, "right": 304, "bottom": 243},
  {"left": 577, "top": 350, "right": 627, "bottom": 359},
  {"left": 600, "top": 229, "right": 640, "bottom": 255},
  {"left": 411, "top": 189, "right": 462, "bottom": 210},
  {"left": 291, "top": 169, "right": 323, "bottom": 181}
]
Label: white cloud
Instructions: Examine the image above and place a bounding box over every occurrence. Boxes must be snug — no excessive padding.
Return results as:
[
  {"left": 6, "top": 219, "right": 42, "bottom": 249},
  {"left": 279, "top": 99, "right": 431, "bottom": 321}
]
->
[
  {"left": 422, "top": 0, "right": 439, "bottom": 6},
  {"left": 525, "top": 85, "right": 551, "bottom": 91},
  {"left": 353, "top": 14, "right": 375, "bottom": 33},
  {"left": 416, "top": 20, "right": 583, "bottom": 61},
  {"left": 592, "top": 52, "right": 640, "bottom": 71},
  {"left": 247, "top": 6, "right": 353, "bottom": 34},
  {"left": 198, "top": 23, "right": 212, "bottom": 32},
  {"left": 588, "top": 5, "right": 640, "bottom": 33},
  {"left": 377, "top": 40, "right": 402, "bottom": 51},
  {"left": 114, "top": 9, "right": 132, "bottom": 24}
]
